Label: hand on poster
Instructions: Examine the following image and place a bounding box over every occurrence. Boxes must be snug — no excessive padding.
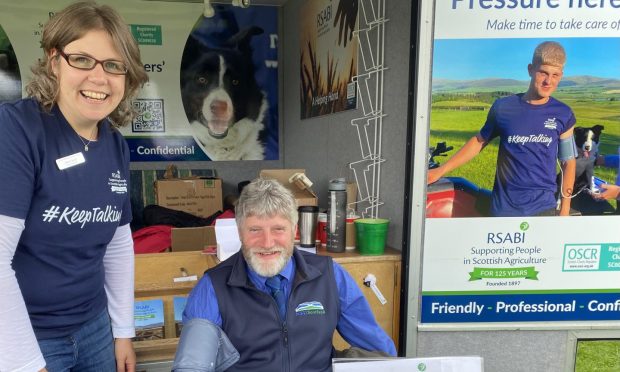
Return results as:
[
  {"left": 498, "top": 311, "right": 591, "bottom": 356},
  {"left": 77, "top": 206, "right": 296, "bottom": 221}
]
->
[
  {"left": 594, "top": 183, "right": 620, "bottom": 201},
  {"left": 427, "top": 168, "right": 443, "bottom": 185},
  {"left": 333, "top": 0, "right": 358, "bottom": 47}
]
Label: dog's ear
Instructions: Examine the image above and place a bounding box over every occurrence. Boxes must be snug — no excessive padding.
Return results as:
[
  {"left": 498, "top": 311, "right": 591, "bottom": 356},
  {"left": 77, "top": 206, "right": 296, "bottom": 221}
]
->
[
  {"left": 592, "top": 124, "right": 604, "bottom": 135},
  {"left": 181, "top": 33, "right": 205, "bottom": 75},
  {"left": 227, "top": 26, "right": 264, "bottom": 56},
  {"left": 574, "top": 127, "right": 585, "bottom": 136}
]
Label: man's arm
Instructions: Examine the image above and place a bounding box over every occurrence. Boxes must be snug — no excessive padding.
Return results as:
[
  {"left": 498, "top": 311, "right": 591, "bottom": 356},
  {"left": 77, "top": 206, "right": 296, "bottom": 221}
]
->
[
  {"left": 332, "top": 262, "right": 397, "bottom": 356},
  {"left": 558, "top": 127, "right": 576, "bottom": 216},
  {"left": 183, "top": 273, "right": 223, "bottom": 326},
  {"left": 427, "top": 135, "right": 487, "bottom": 184}
]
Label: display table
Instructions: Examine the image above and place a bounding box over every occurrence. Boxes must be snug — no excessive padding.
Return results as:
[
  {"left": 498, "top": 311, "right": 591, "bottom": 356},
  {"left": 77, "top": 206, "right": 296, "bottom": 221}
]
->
[{"left": 134, "top": 247, "right": 401, "bottom": 364}]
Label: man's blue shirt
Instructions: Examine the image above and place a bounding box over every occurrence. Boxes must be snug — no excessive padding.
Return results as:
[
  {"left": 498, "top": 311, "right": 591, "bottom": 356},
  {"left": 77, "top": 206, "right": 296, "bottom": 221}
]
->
[{"left": 184, "top": 254, "right": 397, "bottom": 356}]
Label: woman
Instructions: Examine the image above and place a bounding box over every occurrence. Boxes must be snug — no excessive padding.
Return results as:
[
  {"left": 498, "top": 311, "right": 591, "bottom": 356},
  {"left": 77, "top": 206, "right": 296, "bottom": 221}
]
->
[{"left": 0, "top": 2, "right": 148, "bottom": 371}]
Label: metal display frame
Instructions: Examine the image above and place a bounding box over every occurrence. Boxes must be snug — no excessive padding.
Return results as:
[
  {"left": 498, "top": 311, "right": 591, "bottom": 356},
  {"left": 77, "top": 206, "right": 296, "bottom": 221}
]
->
[{"left": 348, "top": 0, "right": 387, "bottom": 219}]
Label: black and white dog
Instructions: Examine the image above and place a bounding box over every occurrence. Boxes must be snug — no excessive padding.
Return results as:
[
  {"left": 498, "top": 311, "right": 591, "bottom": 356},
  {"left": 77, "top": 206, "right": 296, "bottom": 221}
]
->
[
  {"left": 558, "top": 124, "right": 615, "bottom": 215},
  {"left": 180, "top": 27, "right": 267, "bottom": 160},
  {"left": 572, "top": 125, "right": 604, "bottom": 194}
]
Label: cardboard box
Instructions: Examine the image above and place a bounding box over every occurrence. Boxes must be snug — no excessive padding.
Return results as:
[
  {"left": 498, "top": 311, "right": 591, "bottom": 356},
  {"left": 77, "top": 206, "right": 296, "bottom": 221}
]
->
[
  {"left": 155, "top": 177, "right": 223, "bottom": 218},
  {"left": 170, "top": 220, "right": 242, "bottom": 259},
  {"left": 171, "top": 226, "right": 216, "bottom": 252},
  {"left": 259, "top": 169, "right": 318, "bottom": 207}
]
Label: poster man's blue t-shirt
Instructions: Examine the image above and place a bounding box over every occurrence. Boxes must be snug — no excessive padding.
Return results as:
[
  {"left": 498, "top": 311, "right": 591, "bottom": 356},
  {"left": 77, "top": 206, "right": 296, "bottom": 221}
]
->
[{"left": 479, "top": 94, "right": 576, "bottom": 217}]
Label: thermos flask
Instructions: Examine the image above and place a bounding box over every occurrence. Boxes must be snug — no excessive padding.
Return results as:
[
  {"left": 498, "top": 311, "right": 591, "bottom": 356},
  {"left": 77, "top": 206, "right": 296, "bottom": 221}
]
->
[
  {"left": 298, "top": 206, "right": 319, "bottom": 248},
  {"left": 326, "top": 178, "right": 347, "bottom": 253}
]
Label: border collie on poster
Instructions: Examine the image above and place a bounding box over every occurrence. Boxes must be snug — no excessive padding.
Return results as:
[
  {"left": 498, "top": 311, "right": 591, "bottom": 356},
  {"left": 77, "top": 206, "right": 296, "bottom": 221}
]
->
[
  {"left": 570, "top": 125, "right": 604, "bottom": 195},
  {"left": 180, "top": 26, "right": 267, "bottom": 160}
]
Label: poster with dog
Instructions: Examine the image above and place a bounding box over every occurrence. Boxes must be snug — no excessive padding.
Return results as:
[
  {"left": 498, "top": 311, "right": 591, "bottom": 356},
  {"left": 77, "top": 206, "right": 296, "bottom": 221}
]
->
[
  {"left": 300, "top": 0, "right": 358, "bottom": 119},
  {"left": 420, "top": 1, "right": 620, "bottom": 326},
  {"left": 124, "top": 3, "right": 279, "bottom": 161},
  {"left": 0, "top": 25, "right": 21, "bottom": 103},
  {"left": 179, "top": 5, "right": 278, "bottom": 161},
  {"left": 0, "top": 1, "right": 279, "bottom": 162}
]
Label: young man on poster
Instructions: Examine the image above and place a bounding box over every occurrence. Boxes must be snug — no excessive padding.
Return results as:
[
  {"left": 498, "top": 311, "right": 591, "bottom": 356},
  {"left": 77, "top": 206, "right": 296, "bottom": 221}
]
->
[{"left": 427, "top": 41, "right": 577, "bottom": 217}]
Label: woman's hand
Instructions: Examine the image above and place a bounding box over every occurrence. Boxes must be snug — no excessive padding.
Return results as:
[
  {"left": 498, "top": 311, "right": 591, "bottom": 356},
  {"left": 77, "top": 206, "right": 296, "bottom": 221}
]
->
[{"left": 114, "top": 338, "right": 136, "bottom": 372}]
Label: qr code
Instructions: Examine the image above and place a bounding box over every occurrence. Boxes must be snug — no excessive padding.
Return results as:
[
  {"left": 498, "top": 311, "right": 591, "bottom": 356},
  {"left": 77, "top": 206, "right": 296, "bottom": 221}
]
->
[{"left": 132, "top": 99, "right": 165, "bottom": 132}]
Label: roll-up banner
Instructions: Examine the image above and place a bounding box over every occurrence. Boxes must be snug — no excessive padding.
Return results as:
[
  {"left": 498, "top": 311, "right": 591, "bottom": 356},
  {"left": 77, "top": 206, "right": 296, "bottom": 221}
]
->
[
  {"left": 422, "top": 1, "right": 620, "bottom": 324},
  {"left": 0, "top": 0, "right": 278, "bottom": 161}
]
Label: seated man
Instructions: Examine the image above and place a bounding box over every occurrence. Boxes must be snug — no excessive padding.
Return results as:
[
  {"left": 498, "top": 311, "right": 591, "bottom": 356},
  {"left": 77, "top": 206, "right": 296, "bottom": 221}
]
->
[{"left": 181, "top": 178, "right": 396, "bottom": 371}]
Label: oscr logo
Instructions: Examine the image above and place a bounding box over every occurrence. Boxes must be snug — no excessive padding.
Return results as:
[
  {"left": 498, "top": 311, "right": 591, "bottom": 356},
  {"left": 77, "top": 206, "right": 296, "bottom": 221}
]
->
[{"left": 562, "top": 244, "right": 601, "bottom": 271}]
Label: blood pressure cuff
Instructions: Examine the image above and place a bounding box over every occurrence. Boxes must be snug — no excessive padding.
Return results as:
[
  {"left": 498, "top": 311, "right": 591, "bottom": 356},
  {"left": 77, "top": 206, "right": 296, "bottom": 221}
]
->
[
  {"left": 172, "top": 318, "right": 239, "bottom": 372},
  {"left": 558, "top": 135, "right": 578, "bottom": 161}
]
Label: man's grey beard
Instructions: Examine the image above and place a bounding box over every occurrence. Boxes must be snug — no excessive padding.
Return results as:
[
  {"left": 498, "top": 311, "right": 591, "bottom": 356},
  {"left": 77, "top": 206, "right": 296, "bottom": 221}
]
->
[{"left": 242, "top": 245, "right": 293, "bottom": 277}]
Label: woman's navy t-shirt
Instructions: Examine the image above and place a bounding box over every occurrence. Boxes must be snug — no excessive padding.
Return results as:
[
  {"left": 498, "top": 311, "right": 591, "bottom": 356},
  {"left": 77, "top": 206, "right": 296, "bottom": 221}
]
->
[{"left": 0, "top": 98, "right": 131, "bottom": 339}]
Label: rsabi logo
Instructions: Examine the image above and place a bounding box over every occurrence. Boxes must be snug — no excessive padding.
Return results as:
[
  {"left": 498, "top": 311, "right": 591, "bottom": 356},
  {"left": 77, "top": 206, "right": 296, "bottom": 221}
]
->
[
  {"left": 544, "top": 117, "right": 558, "bottom": 130},
  {"left": 108, "top": 170, "right": 127, "bottom": 194}
]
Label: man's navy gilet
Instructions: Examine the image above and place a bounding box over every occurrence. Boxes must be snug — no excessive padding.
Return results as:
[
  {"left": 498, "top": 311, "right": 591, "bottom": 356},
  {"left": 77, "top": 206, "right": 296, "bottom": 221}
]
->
[{"left": 208, "top": 249, "right": 339, "bottom": 372}]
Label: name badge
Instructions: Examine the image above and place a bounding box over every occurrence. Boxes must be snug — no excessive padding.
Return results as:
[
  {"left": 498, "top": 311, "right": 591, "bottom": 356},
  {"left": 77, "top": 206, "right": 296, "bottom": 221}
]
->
[{"left": 56, "top": 152, "right": 86, "bottom": 170}]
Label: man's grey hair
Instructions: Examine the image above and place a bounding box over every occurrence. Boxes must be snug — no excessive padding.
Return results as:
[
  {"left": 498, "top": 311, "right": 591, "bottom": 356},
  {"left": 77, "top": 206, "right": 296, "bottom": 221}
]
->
[{"left": 235, "top": 178, "right": 298, "bottom": 228}]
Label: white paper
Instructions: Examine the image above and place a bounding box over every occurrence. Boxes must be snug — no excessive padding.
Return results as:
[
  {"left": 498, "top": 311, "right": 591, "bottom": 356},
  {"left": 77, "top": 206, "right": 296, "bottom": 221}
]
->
[
  {"left": 332, "top": 356, "right": 483, "bottom": 372},
  {"left": 173, "top": 275, "right": 198, "bottom": 283},
  {"left": 215, "top": 218, "right": 241, "bottom": 261}
]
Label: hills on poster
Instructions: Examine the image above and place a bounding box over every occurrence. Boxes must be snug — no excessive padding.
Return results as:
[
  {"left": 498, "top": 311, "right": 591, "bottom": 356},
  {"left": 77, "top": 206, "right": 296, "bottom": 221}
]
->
[{"left": 433, "top": 75, "right": 620, "bottom": 93}]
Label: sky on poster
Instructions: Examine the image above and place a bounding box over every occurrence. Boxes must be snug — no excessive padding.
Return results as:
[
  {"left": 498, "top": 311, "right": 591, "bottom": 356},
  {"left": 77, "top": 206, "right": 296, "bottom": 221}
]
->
[{"left": 433, "top": 37, "right": 620, "bottom": 80}]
